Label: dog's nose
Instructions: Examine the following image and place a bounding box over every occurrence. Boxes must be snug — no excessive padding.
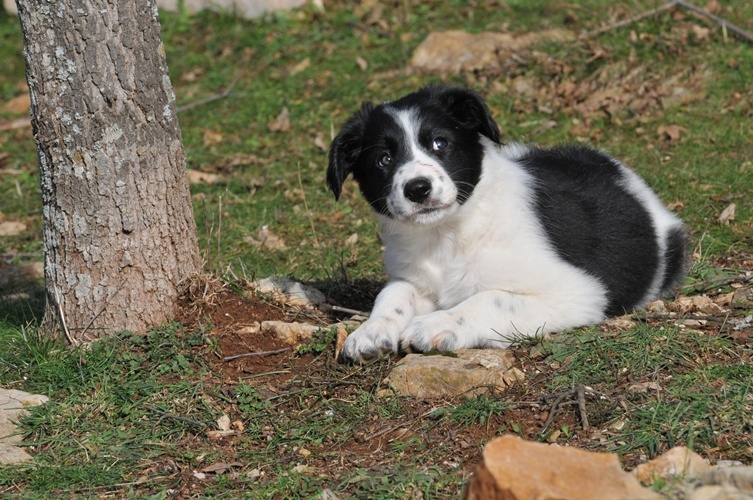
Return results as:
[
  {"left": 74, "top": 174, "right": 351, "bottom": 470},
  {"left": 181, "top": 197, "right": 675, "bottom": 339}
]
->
[{"left": 404, "top": 177, "right": 432, "bottom": 203}]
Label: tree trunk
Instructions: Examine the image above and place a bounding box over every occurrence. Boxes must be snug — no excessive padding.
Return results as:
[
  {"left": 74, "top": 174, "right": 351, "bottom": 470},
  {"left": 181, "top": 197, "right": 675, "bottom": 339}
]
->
[{"left": 17, "top": 0, "right": 201, "bottom": 341}]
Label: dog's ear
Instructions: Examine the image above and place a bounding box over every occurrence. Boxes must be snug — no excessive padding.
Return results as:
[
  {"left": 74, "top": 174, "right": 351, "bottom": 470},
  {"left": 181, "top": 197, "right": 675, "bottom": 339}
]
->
[
  {"left": 327, "top": 102, "right": 373, "bottom": 200},
  {"left": 436, "top": 86, "right": 501, "bottom": 144}
]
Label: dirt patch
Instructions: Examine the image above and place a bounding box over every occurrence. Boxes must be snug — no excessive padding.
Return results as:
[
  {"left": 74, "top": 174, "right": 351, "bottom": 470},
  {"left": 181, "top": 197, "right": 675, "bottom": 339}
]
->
[{"left": 172, "top": 274, "right": 753, "bottom": 494}]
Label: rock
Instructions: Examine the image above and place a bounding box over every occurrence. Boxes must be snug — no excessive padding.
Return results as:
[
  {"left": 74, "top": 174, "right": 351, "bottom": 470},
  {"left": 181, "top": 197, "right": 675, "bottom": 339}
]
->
[
  {"left": 261, "top": 320, "right": 320, "bottom": 345},
  {"left": 0, "top": 388, "right": 49, "bottom": 464},
  {"left": 633, "top": 446, "right": 713, "bottom": 484},
  {"left": 385, "top": 349, "right": 523, "bottom": 398},
  {"left": 252, "top": 276, "right": 326, "bottom": 308},
  {"left": 465, "top": 434, "right": 660, "bottom": 499},
  {"left": 410, "top": 29, "right": 573, "bottom": 74},
  {"left": 689, "top": 485, "right": 753, "bottom": 500}
]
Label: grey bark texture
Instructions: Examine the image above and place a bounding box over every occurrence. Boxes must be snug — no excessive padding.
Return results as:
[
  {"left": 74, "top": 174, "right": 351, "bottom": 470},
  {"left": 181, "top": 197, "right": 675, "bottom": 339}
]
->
[{"left": 16, "top": 0, "right": 201, "bottom": 341}]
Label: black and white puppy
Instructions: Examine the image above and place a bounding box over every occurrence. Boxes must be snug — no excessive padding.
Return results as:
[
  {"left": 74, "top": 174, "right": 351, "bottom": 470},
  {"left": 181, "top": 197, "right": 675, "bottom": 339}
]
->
[{"left": 328, "top": 85, "right": 689, "bottom": 364}]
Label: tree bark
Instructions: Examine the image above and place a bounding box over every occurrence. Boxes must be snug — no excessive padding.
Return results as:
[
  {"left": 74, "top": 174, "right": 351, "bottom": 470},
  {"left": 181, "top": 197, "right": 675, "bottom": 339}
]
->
[{"left": 17, "top": 0, "right": 201, "bottom": 341}]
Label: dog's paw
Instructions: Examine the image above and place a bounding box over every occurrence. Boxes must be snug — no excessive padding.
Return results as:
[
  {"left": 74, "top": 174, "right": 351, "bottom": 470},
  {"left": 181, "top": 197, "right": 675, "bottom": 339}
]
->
[
  {"left": 338, "top": 318, "right": 401, "bottom": 364},
  {"left": 400, "top": 311, "right": 463, "bottom": 353}
]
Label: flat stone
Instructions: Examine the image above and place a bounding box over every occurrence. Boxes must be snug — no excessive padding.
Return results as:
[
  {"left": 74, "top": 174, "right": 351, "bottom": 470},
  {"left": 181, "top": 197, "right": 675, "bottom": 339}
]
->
[
  {"left": 385, "top": 349, "right": 523, "bottom": 399},
  {"left": 0, "top": 388, "right": 49, "bottom": 465},
  {"left": 465, "top": 434, "right": 660, "bottom": 500},
  {"left": 0, "top": 442, "right": 33, "bottom": 464},
  {"left": 410, "top": 29, "right": 573, "bottom": 74},
  {"left": 633, "top": 446, "right": 713, "bottom": 484}
]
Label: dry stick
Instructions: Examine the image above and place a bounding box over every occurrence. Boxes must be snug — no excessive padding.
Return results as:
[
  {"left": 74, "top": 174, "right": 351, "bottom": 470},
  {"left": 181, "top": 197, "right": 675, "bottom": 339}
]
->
[
  {"left": 540, "top": 391, "right": 568, "bottom": 435},
  {"left": 176, "top": 78, "right": 239, "bottom": 113},
  {"left": 583, "top": 0, "right": 753, "bottom": 45},
  {"left": 676, "top": 0, "right": 753, "bottom": 44},
  {"left": 144, "top": 405, "right": 207, "bottom": 428},
  {"left": 576, "top": 384, "right": 590, "bottom": 431},
  {"left": 325, "top": 304, "right": 371, "bottom": 317},
  {"left": 582, "top": 0, "right": 679, "bottom": 38},
  {"left": 79, "top": 279, "right": 127, "bottom": 341},
  {"left": 297, "top": 163, "right": 321, "bottom": 249},
  {"left": 223, "top": 347, "right": 290, "bottom": 362},
  {"left": 53, "top": 285, "right": 77, "bottom": 346},
  {"left": 681, "top": 273, "right": 753, "bottom": 295}
]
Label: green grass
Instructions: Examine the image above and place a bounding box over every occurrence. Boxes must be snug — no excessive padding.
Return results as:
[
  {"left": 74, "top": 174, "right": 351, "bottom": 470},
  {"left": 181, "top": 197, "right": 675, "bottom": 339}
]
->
[{"left": 1, "top": 0, "right": 753, "bottom": 496}]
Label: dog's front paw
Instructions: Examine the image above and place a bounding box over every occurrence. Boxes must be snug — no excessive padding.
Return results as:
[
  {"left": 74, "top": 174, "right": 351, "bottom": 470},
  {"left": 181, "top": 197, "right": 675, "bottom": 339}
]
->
[
  {"left": 338, "top": 318, "right": 401, "bottom": 364},
  {"left": 400, "top": 311, "right": 462, "bottom": 353}
]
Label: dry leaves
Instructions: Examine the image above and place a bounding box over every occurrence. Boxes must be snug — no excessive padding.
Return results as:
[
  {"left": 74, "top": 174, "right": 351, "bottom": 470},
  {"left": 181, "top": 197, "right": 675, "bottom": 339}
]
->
[
  {"left": 202, "top": 129, "right": 224, "bottom": 147},
  {"left": 657, "top": 124, "right": 687, "bottom": 143},
  {"left": 0, "top": 221, "right": 27, "bottom": 236},
  {"left": 718, "top": 203, "right": 736, "bottom": 225},
  {"left": 187, "top": 170, "right": 220, "bottom": 185},
  {"left": 1, "top": 93, "right": 30, "bottom": 115},
  {"left": 245, "top": 225, "right": 287, "bottom": 250},
  {"left": 267, "top": 107, "right": 291, "bottom": 133}
]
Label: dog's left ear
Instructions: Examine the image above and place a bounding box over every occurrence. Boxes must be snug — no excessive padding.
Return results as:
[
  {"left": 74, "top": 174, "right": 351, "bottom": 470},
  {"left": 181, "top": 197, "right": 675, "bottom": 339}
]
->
[
  {"left": 327, "top": 102, "right": 373, "bottom": 200},
  {"left": 436, "top": 87, "right": 501, "bottom": 144}
]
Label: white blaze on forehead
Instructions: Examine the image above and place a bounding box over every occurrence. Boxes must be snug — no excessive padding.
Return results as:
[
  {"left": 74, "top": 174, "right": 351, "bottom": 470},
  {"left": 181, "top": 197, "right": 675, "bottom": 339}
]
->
[{"left": 384, "top": 107, "right": 459, "bottom": 224}]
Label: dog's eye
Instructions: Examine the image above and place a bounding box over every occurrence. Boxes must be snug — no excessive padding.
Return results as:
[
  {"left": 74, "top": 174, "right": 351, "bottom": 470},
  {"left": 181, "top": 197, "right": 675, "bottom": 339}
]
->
[
  {"left": 378, "top": 153, "right": 392, "bottom": 168},
  {"left": 432, "top": 137, "right": 448, "bottom": 151}
]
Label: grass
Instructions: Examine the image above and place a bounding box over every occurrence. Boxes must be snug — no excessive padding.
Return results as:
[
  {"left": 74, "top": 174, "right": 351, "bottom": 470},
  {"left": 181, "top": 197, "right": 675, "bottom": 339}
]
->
[{"left": 1, "top": 0, "right": 752, "bottom": 497}]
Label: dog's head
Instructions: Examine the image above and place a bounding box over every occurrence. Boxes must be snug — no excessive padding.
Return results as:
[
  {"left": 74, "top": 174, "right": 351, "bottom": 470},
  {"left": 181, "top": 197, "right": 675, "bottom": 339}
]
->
[{"left": 327, "top": 86, "right": 501, "bottom": 224}]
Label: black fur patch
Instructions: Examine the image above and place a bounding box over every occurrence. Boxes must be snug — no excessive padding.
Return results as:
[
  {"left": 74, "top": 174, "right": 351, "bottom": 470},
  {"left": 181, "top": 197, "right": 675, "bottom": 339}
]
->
[{"left": 516, "top": 146, "right": 658, "bottom": 315}]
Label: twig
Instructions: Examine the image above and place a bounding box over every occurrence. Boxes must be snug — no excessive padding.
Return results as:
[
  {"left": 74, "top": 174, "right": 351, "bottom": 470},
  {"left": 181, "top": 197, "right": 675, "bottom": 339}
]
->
[
  {"left": 298, "top": 163, "right": 322, "bottom": 251},
  {"left": 144, "top": 405, "right": 206, "bottom": 428},
  {"left": 540, "top": 386, "right": 609, "bottom": 434},
  {"left": 53, "top": 284, "right": 77, "bottom": 346},
  {"left": 223, "top": 347, "right": 290, "bottom": 362},
  {"left": 324, "top": 304, "right": 371, "bottom": 317},
  {"left": 576, "top": 384, "right": 589, "bottom": 431},
  {"left": 680, "top": 273, "right": 752, "bottom": 295},
  {"left": 583, "top": 1, "right": 678, "bottom": 38},
  {"left": 583, "top": 0, "right": 753, "bottom": 45},
  {"left": 540, "top": 391, "right": 568, "bottom": 435},
  {"left": 675, "top": 0, "right": 753, "bottom": 44},
  {"left": 176, "top": 78, "right": 238, "bottom": 113}
]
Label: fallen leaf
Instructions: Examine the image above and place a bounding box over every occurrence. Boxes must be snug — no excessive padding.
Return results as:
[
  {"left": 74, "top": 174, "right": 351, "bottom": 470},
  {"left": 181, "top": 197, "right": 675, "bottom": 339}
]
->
[
  {"left": 180, "top": 68, "right": 204, "bottom": 82},
  {"left": 290, "top": 57, "right": 311, "bottom": 76},
  {"left": 187, "top": 170, "right": 220, "bottom": 185},
  {"left": 202, "top": 129, "right": 224, "bottom": 147},
  {"left": 245, "top": 225, "right": 287, "bottom": 250},
  {"left": 657, "top": 124, "right": 686, "bottom": 142},
  {"left": 345, "top": 233, "right": 358, "bottom": 247},
  {"left": 216, "top": 414, "right": 231, "bottom": 431},
  {"left": 691, "top": 24, "right": 711, "bottom": 40},
  {"left": 718, "top": 203, "right": 736, "bottom": 225},
  {"left": 267, "top": 107, "right": 291, "bottom": 133},
  {"left": 704, "top": 0, "right": 722, "bottom": 15},
  {"left": 355, "top": 56, "right": 368, "bottom": 71},
  {"left": 0, "top": 221, "right": 27, "bottom": 236},
  {"left": 313, "top": 135, "right": 327, "bottom": 151},
  {"left": 1, "top": 93, "right": 30, "bottom": 115},
  {"left": 628, "top": 382, "right": 662, "bottom": 393}
]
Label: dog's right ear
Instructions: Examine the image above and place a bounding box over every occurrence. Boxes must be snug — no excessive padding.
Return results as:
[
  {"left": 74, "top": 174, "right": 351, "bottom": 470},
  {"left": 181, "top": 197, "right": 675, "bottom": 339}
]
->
[{"left": 327, "top": 102, "right": 374, "bottom": 200}]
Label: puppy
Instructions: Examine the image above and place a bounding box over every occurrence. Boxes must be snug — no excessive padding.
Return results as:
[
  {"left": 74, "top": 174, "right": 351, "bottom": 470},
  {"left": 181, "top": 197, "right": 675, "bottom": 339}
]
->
[{"left": 327, "top": 85, "right": 689, "bottom": 364}]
